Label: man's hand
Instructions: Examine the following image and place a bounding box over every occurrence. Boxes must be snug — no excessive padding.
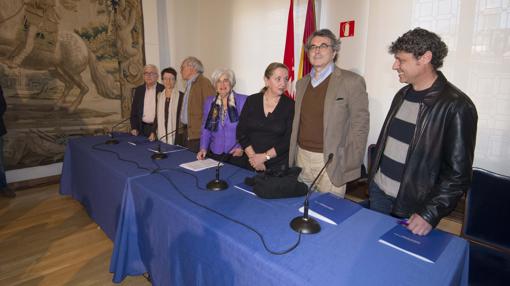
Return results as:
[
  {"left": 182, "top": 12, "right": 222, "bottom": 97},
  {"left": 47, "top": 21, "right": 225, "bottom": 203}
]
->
[
  {"left": 148, "top": 132, "right": 156, "bottom": 141},
  {"left": 407, "top": 213, "right": 433, "bottom": 236},
  {"left": 130, "top": 129, "right": 139, "bottom": 136}
]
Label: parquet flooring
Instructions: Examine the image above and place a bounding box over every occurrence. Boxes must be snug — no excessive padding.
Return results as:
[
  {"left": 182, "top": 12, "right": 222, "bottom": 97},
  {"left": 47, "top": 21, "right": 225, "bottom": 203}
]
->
[{"left": 0, "top": 184, "right": 147, "bottom": 286}]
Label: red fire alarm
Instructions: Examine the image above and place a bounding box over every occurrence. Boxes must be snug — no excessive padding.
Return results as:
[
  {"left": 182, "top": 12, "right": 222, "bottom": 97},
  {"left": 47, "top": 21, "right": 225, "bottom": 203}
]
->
[{"left": 339, "top": 21, "right": 355, "bottom": 38}]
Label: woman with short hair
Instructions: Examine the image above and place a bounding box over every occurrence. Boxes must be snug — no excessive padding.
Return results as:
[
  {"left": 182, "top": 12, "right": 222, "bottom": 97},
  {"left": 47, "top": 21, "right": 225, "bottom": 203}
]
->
[{"left": 196, "top": 68, "right": 247, "bottom": 164}]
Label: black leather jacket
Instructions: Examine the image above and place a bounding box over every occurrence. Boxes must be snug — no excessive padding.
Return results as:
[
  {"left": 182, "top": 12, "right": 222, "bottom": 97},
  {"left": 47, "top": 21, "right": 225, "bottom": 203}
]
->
[{"left": 369, "top": 72, "right": 478, "bottom": 227}]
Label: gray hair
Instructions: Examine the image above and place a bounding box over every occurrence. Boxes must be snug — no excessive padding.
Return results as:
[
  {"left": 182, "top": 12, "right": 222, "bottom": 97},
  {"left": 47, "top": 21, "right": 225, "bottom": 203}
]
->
[
  {"left": 144, "top": 64, "right": 159, "bottom": 76},
  {"left": 182, "top": 56, "right": 204, "bottom": 74},
  {"left": 305, "top": 29, "right": 341, "bottom": 62},
  {"left": 211, "top": 68, "right": 236, "bottom": 88}
]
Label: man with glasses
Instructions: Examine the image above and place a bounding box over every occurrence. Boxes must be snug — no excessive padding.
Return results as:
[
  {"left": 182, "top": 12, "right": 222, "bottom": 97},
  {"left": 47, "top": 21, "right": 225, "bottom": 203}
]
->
[
  {"left": 178, "top": 57, "right": 215, "bottom": 152},
  {"left": 130, "top": 64, "right": 164, "bottom": 140},
  {"left": 289, "top": 29, "right": 369, "bottom": 197}
]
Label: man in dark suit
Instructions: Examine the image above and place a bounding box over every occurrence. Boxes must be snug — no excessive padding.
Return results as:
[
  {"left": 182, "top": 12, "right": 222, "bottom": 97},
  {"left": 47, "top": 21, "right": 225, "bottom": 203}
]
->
[
  {"left": 0, "top": 86, "right": 15, "bottom": 198},
  {"left": 130, "top": 64, "right": 164, "bottom": 140}
]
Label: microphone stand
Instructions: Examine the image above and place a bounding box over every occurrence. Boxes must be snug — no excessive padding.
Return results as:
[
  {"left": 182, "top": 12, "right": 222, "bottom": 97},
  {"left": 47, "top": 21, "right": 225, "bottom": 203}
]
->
[
  {"left": 290, "top": 153, "right": 334, "bottom": 234},
  {"left": 105, "top": 117, "right": 131, "bottom": 145},
  {"left": 206, "top": 142, "right": 239, "bottom": 191},
  {"left": 206, "top": 159, "right": 229, "bottom": 191},
  {"left": 151, "top": 128, "right": 181, "bottom": 160}
]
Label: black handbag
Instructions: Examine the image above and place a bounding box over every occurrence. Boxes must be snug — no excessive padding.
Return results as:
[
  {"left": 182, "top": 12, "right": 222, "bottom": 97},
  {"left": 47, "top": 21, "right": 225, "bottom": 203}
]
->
[{"left": 245, "top": 166, "right": 308, "bottom": 199}]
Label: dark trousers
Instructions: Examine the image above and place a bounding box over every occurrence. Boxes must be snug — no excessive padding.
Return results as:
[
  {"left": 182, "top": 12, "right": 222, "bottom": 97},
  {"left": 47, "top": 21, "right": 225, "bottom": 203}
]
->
[
  {"left": 140, "top": 122, "right": 154, "bottom": 137},
  {"left": 175, "top": 125, "right": 200, "bottom": 153},
  {"left": 0, "top": 136, "right": 6, "bottom": 189},
  {"left": 369, "top": 182, "right": 406, "bottom": 219},
  {"left": 368, "top": 182, "right": 395, "bottom": 214}
]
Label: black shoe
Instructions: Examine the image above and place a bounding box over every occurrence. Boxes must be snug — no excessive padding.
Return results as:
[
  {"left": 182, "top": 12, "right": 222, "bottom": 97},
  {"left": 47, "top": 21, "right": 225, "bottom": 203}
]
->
[{"left": 0, "top": 187, "right": 16, "bottom": 198}]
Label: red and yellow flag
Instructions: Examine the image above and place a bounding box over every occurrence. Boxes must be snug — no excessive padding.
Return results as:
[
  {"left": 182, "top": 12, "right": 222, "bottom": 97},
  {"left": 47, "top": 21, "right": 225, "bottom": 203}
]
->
[
  {"left": 298, "top": 0, "right": 316, "bottom": 79},
  {"left": 283, "top": 0, "right": 295, "bottom": 98}
]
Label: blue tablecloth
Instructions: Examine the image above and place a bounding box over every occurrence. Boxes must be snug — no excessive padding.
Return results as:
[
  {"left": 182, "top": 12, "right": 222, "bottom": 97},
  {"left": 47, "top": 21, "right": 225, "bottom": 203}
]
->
[
  {"left": 108, "top": 148, "right": 469, "bottom": 285},
  {"left": 59, "top": 134, "right": 182, "bottom": 239}
]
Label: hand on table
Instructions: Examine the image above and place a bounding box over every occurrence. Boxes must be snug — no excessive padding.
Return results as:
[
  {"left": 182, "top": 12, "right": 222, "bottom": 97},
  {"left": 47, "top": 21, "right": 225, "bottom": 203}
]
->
[{"left": 406, "top": 213, "right": 432, "bottom": 236}]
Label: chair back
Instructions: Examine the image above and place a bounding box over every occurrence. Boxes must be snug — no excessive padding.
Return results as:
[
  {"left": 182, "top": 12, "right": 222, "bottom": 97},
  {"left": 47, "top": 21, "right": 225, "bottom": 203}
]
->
[
  {"left": 366, "top": 144, "right": 376, "bottom": 176},
  {"left": 462, "top": 168, "right": 510, "bottom": 251}
]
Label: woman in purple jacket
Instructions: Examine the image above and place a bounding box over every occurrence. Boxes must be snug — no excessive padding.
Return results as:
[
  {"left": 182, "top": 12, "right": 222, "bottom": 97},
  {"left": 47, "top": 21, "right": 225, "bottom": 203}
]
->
[{"left": 196, "top": 68, "right": 247, "bottom": 165}]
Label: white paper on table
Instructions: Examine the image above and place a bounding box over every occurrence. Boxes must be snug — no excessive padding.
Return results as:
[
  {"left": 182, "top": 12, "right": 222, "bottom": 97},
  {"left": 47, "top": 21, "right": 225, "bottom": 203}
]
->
[{"left": 179, "top": 159, "right": 222, "bottom": 172}]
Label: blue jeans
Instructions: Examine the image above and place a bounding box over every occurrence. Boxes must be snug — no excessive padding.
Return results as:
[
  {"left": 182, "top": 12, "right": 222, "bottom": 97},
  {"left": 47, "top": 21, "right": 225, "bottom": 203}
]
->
[
  {"left": 368, "top": 182, "right": 395, "bottom": 215},
  {"left": 0, "top": 136, "right": 6, "bottom": 189}
]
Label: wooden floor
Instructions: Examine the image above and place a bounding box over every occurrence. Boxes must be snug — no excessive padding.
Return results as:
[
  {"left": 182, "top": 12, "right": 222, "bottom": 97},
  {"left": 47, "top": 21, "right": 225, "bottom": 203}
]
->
[
  {"left": 0, "top": 183, "right": 463, "bottom": 286},
  {"left": 0, "top": 184, "right": 147, "bottom": 286}
]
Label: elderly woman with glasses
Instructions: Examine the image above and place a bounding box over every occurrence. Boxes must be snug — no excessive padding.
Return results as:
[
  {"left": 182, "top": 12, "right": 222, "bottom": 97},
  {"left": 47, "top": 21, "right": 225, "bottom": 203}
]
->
[
  {"left": 196, "top": 68, "right": 247, "bottom": 164},
  {"left": 156, "top": 67, "right": 184, "bottom": 144}
]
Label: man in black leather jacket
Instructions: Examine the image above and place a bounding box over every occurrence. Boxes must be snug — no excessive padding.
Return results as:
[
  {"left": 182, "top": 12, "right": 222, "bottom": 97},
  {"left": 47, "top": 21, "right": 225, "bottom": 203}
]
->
[{"left": 368, "top": 28, "right": 478, "bottom": 236}]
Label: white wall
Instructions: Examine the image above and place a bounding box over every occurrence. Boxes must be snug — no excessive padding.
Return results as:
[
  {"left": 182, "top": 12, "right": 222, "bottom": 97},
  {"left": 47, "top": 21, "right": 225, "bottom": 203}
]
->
[
  {"left": 364, "top": 0, "right": 413, "bottom": 153},
  {"left": 10, "top": 0, "right": 509, "bottom": 183},
  {"left": 364, "top": 0, "right": 510, "bottom": 175},
  {"left": 319, "top": 0, "right": 370, "bottom": 75}
]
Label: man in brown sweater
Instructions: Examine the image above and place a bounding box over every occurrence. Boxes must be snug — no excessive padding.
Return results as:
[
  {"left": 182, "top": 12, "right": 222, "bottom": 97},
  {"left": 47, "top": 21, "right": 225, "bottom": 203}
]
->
[
  {"left": 289, "top": 29, "right": 369, "bottom": 197},
  {"left": 178, "top": 57, "right": 215, "bottom": 152}
]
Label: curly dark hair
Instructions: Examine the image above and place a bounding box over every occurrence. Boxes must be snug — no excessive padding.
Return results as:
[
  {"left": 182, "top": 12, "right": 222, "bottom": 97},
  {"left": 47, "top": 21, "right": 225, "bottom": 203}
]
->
[{"left": 389, "top": 28, "right": 448, "bottom": 70}]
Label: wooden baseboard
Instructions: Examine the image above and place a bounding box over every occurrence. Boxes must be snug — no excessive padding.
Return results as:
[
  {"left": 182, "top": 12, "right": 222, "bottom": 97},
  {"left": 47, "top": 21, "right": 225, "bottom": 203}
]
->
[{"left": 8, "top": 175, "right": 61, "bottom": 191}]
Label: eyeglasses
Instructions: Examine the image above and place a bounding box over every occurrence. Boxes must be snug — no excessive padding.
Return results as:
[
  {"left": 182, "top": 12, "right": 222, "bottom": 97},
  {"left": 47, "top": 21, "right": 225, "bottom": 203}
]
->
[
  {"left": 143, "top": 72, "right": 158, "bottom": 76},
  {"left": 308, "top": 43, "right": 332, "bottom": 52}
]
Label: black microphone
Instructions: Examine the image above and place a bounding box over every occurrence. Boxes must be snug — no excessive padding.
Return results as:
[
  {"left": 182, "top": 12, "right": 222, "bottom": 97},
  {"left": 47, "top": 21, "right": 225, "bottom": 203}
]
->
[
  {"left": 290, "top": 153, "right": 334, "bottom": 234},
  {"left": 151, "top": 127, "right": 184, "bottom": 160},
  {"left": 205, "top": 141, "right": 240, "bottom": 191},
  {"left": 105, "top": 117, "right": 132, "bottom": 145}
]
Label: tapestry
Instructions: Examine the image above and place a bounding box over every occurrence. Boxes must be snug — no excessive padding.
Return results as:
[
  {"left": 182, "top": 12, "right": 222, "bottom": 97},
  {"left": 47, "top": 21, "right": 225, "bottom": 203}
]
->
[{"left": 0, "top": 0, "right": 145, "bottom": 170}]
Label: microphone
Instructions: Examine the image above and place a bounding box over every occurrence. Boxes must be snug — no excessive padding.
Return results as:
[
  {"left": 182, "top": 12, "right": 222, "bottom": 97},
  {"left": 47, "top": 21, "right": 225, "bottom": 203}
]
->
[
  {"left": 151, "top": 127, "right": 183, "bottom": 160},
  {"left": 290, "top": 153, "right": 334, "bottom": 234},
  {"left": 205, "top": 142, "right": 239, "bottom": 191},
  {"left": 105, "top": 117, "right": 132, "bottom": 145}
]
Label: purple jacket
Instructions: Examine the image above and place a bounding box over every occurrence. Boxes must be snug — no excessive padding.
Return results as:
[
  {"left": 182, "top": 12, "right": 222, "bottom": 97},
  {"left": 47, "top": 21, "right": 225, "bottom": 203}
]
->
[{"left": 200, "top": 92, "right": 247, "bottom": 154}]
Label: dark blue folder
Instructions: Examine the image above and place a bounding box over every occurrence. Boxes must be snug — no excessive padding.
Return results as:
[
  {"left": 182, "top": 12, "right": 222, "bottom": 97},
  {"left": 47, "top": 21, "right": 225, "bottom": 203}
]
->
[
  {"left": 379, "top": 224, "right": 452, "bottom": 263},
  {"left": 234, "top": 183, "right": 255, "bottom": 196},
  {"left": 302, "top": 193, "right": 362, "bottom": 225}
]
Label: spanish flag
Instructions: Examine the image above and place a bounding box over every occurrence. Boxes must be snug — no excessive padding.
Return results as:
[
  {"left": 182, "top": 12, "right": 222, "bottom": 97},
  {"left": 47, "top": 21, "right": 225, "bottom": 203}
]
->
[
  {"left": 298, "top": 0, "right": 316, "bottom": 79},
  {"left": 283, "top": 0, "right": 295, "bottom": 98}
]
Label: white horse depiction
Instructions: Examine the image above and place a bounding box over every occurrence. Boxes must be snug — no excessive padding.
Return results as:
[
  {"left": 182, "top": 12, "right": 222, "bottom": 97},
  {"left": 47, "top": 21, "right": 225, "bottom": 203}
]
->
[{"left": 0, "top": 0, "right": 119, "bottom": 112}]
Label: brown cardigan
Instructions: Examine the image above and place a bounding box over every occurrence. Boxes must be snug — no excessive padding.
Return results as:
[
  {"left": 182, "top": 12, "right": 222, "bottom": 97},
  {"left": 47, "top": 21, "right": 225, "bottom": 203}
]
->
[{"left": 182, "top": 74, "right": 215, "bottom": 140}]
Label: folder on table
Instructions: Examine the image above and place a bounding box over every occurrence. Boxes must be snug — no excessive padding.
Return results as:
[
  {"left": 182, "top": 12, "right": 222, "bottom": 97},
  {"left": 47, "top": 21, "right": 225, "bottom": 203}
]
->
[
  {"left": 234, "top": 183, "right": 255, "bottom": 196},
  {"left": 299, "top": 193, "right": 362, "bottom": 225},
  {"left": 378, "top": 224, "right": 451, "bottom": 263}
]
